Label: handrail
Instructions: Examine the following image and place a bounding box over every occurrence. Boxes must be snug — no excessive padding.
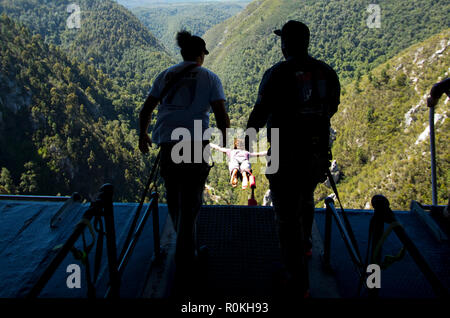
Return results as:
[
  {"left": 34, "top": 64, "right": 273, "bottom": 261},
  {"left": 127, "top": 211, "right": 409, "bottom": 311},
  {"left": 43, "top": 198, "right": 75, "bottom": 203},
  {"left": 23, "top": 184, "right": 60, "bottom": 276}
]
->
[
  {"left": 0, "top": 194, "right": 72, "bottom": 202},
  {"left": 119, "top": 151, "right": 161, "bottom": 263},
  {"left": 429, "top": 105, "right": 438, "bottom": 206},
  {"left": 25, "top": 183, "right": 162, "bottom": 299},
  {"left": 104, "top": 191, "right": 160, "bottom": 298},
  {"left": 323, "top": 197, "right": 365, "bottom": 281},
  {"left": 371, "top": 195, "right": 449, "bottom": 298},
  {"left": 120, "top": 193, "right": 160, "bottom": 275}
]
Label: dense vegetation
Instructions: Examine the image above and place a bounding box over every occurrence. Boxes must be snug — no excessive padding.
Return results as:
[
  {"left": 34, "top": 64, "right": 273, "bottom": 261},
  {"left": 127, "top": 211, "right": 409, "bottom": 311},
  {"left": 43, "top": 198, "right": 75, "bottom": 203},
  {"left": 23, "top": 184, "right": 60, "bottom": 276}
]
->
[
  {"left": 316, "top": 29, "right": 450, "bottom": 209},
  {"left": 204, "top": 0, "right": 450, "bottom": 127},
  {"left": 0, "top": 14, "right": 164, "bottom": 201},
  {"left": 0, "top": 0, "right": 448, "bottom": 210},
  {"left": 117, "top": 0, "right": 246, "bottom": 8},
  {"left": 203, "top": 28, "right": 450, "bottom": 209},
  {"left": 0, "top": 0, "right": 173, "bottom": 122},
  {"left": 200, "top": 0, "right": 449, "bottom": 208},
  {"left": 0, "top": 0, "right": 172, "bottom": 201},
  {"left": 132, "top": 1, "right": 248, "bottom": 56}
]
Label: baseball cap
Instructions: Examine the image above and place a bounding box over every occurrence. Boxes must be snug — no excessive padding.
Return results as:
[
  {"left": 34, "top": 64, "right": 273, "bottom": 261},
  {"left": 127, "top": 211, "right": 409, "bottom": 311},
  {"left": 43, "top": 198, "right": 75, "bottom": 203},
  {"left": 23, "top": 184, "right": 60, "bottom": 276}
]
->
[
  {"left": 191, "top": 35, "right": 209, "bottom": 55},
  {"left": 274, "top": 20, "right": 310, "bottom": 47}
]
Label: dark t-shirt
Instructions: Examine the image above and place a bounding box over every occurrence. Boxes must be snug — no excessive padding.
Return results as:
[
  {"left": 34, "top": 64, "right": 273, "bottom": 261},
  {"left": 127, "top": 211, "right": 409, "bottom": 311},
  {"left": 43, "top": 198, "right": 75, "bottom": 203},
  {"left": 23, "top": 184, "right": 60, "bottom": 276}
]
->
[{"left": 247, "top": 55, "right": 340, "bottom": 175}]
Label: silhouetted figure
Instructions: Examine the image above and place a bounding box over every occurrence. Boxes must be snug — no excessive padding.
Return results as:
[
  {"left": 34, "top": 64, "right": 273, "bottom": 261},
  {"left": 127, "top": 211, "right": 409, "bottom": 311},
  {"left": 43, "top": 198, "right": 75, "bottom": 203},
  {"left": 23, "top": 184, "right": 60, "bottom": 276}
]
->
[
  {"left": 139, "top": 30, "right": 230, "bottom": 295},
  {"left": 246, "top": 20, "right": 340, "bottom": 298}
]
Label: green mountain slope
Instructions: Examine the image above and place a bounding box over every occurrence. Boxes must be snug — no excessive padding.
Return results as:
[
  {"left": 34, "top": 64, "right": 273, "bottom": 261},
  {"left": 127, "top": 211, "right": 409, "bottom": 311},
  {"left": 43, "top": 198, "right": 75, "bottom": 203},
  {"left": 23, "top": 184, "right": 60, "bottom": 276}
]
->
[
  {"left": 203, "top": 0, "right": 449, "bottom": 127},
  {"left": 0, "top": 0, "right": 173, "bottom": 119},
  {"left": 0, "top": 15, "right": 160, "bottom": 201},
  {"left": 205, "top": 28, "right": 449, "bottom": 209},
  {"left": 131, "top": 1, "right": 248, "bottom": 56},
  {"left": 117, "top": 0, "right": 246, "bottom": 8}
]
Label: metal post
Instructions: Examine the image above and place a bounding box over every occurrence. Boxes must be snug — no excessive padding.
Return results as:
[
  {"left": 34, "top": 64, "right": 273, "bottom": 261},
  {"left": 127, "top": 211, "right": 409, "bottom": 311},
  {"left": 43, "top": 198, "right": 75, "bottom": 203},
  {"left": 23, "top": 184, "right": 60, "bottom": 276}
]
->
[
  {"left": 116, "top": 192, "right": 159, "bottom": 278},
  {"left": 368, "top": 196, "right": 386, "bottom": 298},
  {"left": 26, "top": 193, "right": 99, "bottom": 298},
  {"left": 325, "top": 198, "right": 362, "bottom": 269},
  {"left": 151, "top": 192, "right": 161, "bottom": 259},
  {"left": 100, "top": 184, "right": 120, "bottom": 298},
  {"left": 429, "top": 106, "right": 438, "bottom": 206},
  {"left": 322, "top": 197, "right": 333, "bottom": 268},
  {"left": 371, "top": 195, "right": 449, "bottom": 298}
]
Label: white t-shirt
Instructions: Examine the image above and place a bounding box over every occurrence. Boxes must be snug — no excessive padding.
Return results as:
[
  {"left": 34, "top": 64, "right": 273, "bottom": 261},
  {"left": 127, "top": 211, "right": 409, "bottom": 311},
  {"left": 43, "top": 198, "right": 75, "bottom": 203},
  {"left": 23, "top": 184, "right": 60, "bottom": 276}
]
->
[{"left": 149, "top": 61, "right": 225, "bottom": 145}]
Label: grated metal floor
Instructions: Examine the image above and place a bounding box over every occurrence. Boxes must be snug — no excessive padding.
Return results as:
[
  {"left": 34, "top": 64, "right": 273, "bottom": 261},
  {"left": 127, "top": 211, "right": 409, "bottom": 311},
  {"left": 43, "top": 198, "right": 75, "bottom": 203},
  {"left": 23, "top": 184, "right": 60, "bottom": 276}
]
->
[
  {"left": 196, "top": 205, "right": 281, "bottom": 296},
  {"left": 195, "top": 205, "right": 450, "bottom": 298}
]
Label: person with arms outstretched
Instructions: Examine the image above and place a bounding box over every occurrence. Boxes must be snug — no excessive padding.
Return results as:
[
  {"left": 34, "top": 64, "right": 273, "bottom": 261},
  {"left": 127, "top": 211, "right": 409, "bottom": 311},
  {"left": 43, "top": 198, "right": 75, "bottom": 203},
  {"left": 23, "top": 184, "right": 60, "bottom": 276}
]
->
[{"left": 210, "top": 139, "right": 267, "bottom": 189}]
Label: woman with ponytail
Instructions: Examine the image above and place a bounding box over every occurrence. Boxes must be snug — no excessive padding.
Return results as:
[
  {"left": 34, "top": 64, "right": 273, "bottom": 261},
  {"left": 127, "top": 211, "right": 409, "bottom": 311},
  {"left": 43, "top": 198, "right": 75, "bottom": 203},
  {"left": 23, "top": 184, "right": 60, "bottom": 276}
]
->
[{"left": 139, "top": 30, "right": 229, "bottom": 295}]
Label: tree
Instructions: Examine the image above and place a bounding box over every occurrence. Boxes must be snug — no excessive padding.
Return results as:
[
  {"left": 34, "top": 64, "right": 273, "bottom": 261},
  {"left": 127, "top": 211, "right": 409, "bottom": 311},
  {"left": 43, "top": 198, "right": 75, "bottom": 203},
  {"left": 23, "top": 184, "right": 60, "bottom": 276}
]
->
[
  {"left": 19, "top": 162, "right": 39, "bottom": 194},
  {"left": 0, "top": 167, "right": 15, "bottom": 194}
]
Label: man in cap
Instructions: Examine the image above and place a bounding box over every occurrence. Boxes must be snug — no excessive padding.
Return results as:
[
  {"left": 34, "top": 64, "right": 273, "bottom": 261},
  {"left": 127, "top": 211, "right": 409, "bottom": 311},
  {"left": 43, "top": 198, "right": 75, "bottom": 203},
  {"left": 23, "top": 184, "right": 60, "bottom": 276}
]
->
[{"left": 246, "top": 20, "right": 341, "bottom": 298}]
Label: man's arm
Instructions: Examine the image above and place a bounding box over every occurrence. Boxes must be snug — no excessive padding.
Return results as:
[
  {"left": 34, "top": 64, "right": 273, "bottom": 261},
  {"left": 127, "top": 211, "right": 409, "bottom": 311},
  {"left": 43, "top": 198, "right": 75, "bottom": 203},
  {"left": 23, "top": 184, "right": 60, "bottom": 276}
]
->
[
  {"left": 138, "top": 95, "right": 159, "bottom": 154},
  {"left": 210, "top": 99, "right": 230, "bottom": 147}
]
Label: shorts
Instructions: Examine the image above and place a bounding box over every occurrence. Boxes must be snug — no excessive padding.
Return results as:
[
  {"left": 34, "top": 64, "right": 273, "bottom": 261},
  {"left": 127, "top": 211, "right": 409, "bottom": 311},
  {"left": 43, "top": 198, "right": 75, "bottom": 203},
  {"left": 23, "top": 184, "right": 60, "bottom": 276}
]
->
[{"left": 229, "top": 158, "right": 251, "bottom": 175}]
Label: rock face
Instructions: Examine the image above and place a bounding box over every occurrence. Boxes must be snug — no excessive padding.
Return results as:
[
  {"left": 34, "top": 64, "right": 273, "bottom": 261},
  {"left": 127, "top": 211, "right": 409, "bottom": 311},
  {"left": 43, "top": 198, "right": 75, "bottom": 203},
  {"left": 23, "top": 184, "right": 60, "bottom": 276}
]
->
[
  {"left": 263, "top": 189, "right": 273, "bottom": 207},
  {"left": 324, "top": 160, "right": 340, "bottom": 188},
  {"left": 0, "top": 76, "right": 32, "bottom": 114},
  {"left": 329, "top": 127, "right": 337, "bottom": 148}
]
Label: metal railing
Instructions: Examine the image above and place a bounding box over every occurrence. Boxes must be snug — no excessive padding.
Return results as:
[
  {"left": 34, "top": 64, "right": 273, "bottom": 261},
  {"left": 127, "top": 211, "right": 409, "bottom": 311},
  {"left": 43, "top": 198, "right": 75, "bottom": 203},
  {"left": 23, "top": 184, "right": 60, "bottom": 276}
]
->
[
  {"left": 322, "top": 194, "right": 449, "bottom": 298},
  {"left": 24, "top": 183, "right": 161, "bottom": 298},
  {"left": 370, "top": 195, "right": 449, "bottom": 298},
  {"left": 105, "top": 191, "right": 160, "bottom": 298},
  {"left": 322, "top": 197, "right": 365, "bottom": 283},
  {"left": 0, "top": 194, "right": 72, "bottom": 202}
]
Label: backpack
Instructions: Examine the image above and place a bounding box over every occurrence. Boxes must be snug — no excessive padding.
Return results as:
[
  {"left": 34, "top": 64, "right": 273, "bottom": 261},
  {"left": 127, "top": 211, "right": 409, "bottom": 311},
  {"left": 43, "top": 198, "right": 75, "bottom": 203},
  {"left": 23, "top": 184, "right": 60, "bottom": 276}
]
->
[{"left": 285, "top": 60, "right": 335, "bottom": 182}]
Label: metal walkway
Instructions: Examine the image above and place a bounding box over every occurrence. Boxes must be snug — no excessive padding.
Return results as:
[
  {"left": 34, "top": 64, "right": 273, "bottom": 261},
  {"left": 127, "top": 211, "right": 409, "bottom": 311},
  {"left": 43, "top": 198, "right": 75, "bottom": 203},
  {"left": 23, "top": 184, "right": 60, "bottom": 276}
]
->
[
  {"left": 1, "top": 196, "right": 448, "bottom": 298},
  {"left": 143, "top": 204, "right": 450, "bottom": 299}
]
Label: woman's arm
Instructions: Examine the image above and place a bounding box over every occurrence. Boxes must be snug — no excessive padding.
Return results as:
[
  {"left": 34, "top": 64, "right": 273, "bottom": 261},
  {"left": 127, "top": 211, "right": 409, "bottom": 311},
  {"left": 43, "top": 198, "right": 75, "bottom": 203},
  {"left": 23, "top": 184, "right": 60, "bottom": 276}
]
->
[{"left": 138, "top": 95, "right": 159, "bottom": 154}]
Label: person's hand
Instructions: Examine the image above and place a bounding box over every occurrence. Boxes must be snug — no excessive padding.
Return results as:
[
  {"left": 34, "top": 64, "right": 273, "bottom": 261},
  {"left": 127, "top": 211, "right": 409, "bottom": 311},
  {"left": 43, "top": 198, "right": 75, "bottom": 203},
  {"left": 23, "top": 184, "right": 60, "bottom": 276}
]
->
[
  {"left": 427, "top": 96, "right": 438, "bottom": 108},
  {"left": 139, "top": 133, "right": 152, "bottom": 154}
]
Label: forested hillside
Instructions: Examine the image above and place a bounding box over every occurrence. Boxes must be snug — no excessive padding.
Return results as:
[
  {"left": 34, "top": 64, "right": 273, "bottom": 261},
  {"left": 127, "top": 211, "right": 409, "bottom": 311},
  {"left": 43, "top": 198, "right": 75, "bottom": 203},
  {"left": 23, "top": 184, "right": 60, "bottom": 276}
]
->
[
  {"left": 197, "top": 0, "right": 450, "bottom": 209},
  {"left": 0, "top": 0, "right": 448, "bottom": 210},
  {"left": 205, "top": 28, "right": 449, "bottom": 209},
  {"left": 132, "top": 1, "right": 248, "bottom": 56},
  {"left": 0, "top": 15, "right": 162, "bottom": 201},
  {"left": 117, "top": 0, "right": 246, "bottom": 8},
  {"left": 322, "top": 29, "right": 449, "bottom": 209},
  {"left": 204, "top": 0, "right": 450, "bottom": 127},
  {"left": 0, "top": 0, "right": 173, "bottom": 121}
]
